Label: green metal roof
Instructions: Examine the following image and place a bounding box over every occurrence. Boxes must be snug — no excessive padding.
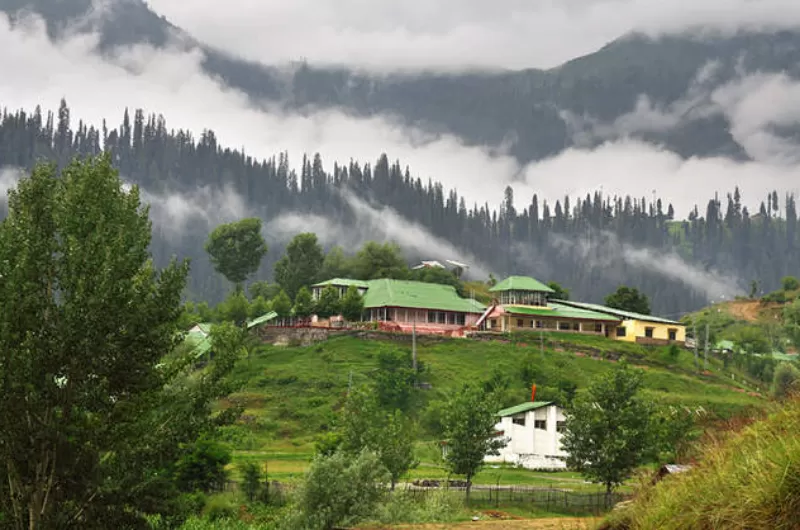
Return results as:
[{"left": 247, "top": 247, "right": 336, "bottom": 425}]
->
[
  {"left": 363, "top": 279, "right": 486, "bottom": 313},
  {"left": 183, "top": 332, "right": 212, "bottom": 359},
  {"left": 498, "top": 401, "right": 554, "bottom": 417},
  {"left": 312, "top": 278, "right": 370, "bottom": 289},
  {"left": 556, "top": 300, "right": 682, "bottom": 325},
  {"left": 190, "top": 322, "right": 213, "bottom": 335},
  {"left": 504, "top": 303, "right": 621, "bottom": 322},
  {"left": 247, "top": 311, "right": 278, "bottom": 329},
  {"left": 490, "top": 276, "right": 555, "bottom": 293}
]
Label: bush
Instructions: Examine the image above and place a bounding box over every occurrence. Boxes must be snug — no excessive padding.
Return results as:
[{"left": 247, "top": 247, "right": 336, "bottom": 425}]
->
[
  {"left": 771, "top": 362, "right": 800, "bottom": 400},
  {"left": 782, "top": 276, "right": 800, "bottom": 291},
  {"left": 292, "top": 449, "right": 389, "bottom": 530},
  {"left": 201, "top": 493, "right": 239, "bottom": 521},
  {"left": 175, "top": 437, "right": 232, "bottom": 493},
  {"left": 372, "top": 489, "right": 464, "bottom": 525}
]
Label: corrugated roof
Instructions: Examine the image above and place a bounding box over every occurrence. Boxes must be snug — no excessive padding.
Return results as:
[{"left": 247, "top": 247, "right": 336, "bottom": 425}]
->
[
  {"left": 498, "top": 401, "right": 554, "bottom": 417},
  {"left": 363, "top": 279, "right": 486, "bottom": 313},
  {"left": 183, "top": 332, "right": 212, "bottom": 359},
  {"left": 556, "top": 300, "right": 682, "bottom": 325},
  {"left": 247, "top": 311, "right": 278, "bottom": 329},
  {"left": 490, "top": 276, "right": 555, "bottom": 293},
  {"left": 312, "top": 278, "right": 370, "bottom": 289},
  {"left": 189, "top": 322, "right": 213, "bottom": 335},
  {"left": 504, "top": 303, "right": 622, "bottom": 322}
]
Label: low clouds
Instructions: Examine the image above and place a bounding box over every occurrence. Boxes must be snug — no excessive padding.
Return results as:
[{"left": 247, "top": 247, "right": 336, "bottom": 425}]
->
[
  {"left": 0, "top": 167, "right": 22, "bottom": 204},
  {"left": 548, "top": 232, "right": 743, "bottom": 303},
  {"left": 147, "top": 0, "right": 800, "bottom": 71},
  {"left": 1, "top": 11, "right": 799, "bottom": 224},
  {"left": 265, "top": 191, "right": 493, "bottom": 279}
]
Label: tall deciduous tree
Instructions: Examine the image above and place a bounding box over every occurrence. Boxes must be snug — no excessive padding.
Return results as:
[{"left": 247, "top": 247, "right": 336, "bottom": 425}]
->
[
  {"left": 440, "top": 384, "right": 506, "bottom": 499},
  {"left": 315, "top": 285, "right": 342, "bottom": 319},
  {"left": 0, "top": 155, "right": 242, "bottom": 529},
  {"left": 205, "top": 218, "right": 268, "bottom": 290},
  {"left": 605, "top": 286, "right": 651, "bottom": 315},
  {"left": 547, "top": 281, "right": 570, "bottom": 300},
  {"left": 340, "top": 285, "right": 365, "bottom": 322},
  {"left": 562, "top": 362, "right": 656, "bottom": 494},
  {"left": 271, "top": 290, "right": 293, "bottom": 321},
  {"left": 353, "top": 242, "right": 408, "bottom": 280},
  {"left": 293, "top": 286, "right": 315, "bottom": 320},
  {"left": 274, "top": 232, "right": 325, "bottom": 299}
]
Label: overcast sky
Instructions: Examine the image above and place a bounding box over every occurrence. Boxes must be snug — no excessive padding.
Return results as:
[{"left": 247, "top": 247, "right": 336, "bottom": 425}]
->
[{"left": 147, "top": 0, "right": 800, "bottom": 71}]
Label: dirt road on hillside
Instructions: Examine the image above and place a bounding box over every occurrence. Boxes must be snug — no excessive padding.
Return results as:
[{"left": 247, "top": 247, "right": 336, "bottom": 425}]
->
[{"left": 360, "top": 516, "right": 599, "bottom": 529}]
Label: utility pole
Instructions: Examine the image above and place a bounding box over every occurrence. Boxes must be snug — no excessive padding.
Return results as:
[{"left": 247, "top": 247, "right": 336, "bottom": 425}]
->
[
  {"left": 692, "top": 320, "right": 699, "bottom": 372},
  {"left": 704, "top": 323, "right": 710, "bottom": 372},
  {"left": 412, "top": 317, "right": 418, "bottom": 384}
]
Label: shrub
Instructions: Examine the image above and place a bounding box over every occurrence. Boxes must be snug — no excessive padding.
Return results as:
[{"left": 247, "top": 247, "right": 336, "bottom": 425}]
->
[
  {"left": 201, "top": 493, "right": 239, "bottom": 521},
  {"left": 771, "top": 362, "right": 800, "bottom": 400},
  {"left": 293, "top": 449, "right": 389, "bottom": 530},
  {"left": 782, "top": 276, "right": 800, "bottom": 291}
]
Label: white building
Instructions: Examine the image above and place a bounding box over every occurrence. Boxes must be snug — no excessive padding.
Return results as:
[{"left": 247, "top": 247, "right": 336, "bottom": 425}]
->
[{"left": 485, "top": 401, "right": 568, "bottom": 470}]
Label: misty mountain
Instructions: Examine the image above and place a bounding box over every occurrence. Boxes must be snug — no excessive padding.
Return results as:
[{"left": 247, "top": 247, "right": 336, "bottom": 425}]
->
[
  {"left": 3, "top": 0, "right": 800, "bottom": 164},
  {"left": 1, "top": 101, "right": 797, "bottom": 316}
]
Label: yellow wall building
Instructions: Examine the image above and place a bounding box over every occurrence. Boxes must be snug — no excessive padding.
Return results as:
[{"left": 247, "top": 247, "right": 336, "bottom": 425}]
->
[{"left": 557, "top": 301, "right": 686, "bottom": 345}]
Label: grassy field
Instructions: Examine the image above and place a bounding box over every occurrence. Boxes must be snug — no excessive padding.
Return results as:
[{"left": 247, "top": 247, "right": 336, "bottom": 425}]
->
[
  {"left": 215, "top": 330, "right": 765, "bottom": 489},
  {"left": 602, "top": 398, "right": 800, "bottom": 529}
]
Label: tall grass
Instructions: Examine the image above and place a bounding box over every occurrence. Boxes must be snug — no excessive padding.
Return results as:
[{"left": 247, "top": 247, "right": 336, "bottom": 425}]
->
[{"left": 603, "top": 398, "right": 800, "bottom": 529}]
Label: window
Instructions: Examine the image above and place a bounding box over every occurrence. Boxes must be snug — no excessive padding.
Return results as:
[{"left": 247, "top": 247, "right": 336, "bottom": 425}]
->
[
  {"left": 572, "top": 322, "right": 580, "bottom": 331},
  {"left": 645, "top": 327, "right": 654, "bottom": 338},
  {"left": 616, "top": 326, "right": 626, "bottom": 337},
  {"left": 512, "top": 416, "right": 525, "bottom": 426},
  {"left": 517, "top": 319, "right": 524, "bottom": 328},
  {"left": 536, "top": 320, "right": 543, "bottom": 328},
  {"left": 534, "top": 420, "right": 547, "bottom": 430},
  {"left": 490, "top": 319, "right": 497, "bottom": 329},
  {"left": 428, "top": 311, "right": 436, "bottom": 323},
  {"left": 556, "top": 421, "right": 566, "bottom": 433},
  {"left": 456, "top": 313, "right": 466, "bottom": 326},
  {"left": 594, "top": 323, "right": 603, "bottom": 333},
  {"left": 558, "top": 322, "right": 570, "bottom": 331},
  {"left": 668, "top": 329, "right": 677, "bottom": 341}
]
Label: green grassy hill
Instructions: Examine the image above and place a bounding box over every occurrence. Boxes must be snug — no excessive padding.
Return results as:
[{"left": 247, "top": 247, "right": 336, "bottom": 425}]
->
[
  {"left": 602, "top": 398, "right": 800, "bottom": 530},
  {"left": 216, "top": 331, "right": 765, "bottom": 485}
]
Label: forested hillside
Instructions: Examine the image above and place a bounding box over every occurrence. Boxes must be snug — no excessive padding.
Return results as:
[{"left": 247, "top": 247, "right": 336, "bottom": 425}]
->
[
  {"left": 1, "top": 101, "right": 798, "bottom": 312},
  {"left": 3, "top": 0, "right": 800, "bottom": 163}
]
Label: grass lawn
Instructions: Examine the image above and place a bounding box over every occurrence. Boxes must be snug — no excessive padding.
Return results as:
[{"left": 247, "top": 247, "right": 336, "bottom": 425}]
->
[{"left": 217, "top": 331, "right": 765, "bottom": 488}]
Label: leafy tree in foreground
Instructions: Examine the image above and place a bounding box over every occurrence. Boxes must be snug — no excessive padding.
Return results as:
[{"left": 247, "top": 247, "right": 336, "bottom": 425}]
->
[
  {"left": 547, "top": 281, "right": 570, "bottom": 300},
  {"left": 294, "top": 450, "right": 389, "bottom": 530},
  {"left": 293, "top": 286, "right": 315, "bottom": 320},
  {"left": 605, "top": 285, "right": 651, "bottom": 315},
  {"left": 441, "top": 384, "right": 506, "bottom": 499},
  {"left": 353, "top": 241, "right": 408, "bottom": 280},
  {"left": 0, "top": 155, "right": 242, "bottom": 529},
  {"left": 218, "top": 289, "right": 251, "bottom": 326},
  {"left": 562, "top": 362, "right": 657, "bottom": 494},
  {"left": 271, "top": 290, "right": 293, "bottom": 321},
  {"left": 374, "top": 349, "right": 417, "bottom": 412},
  {"left": 205, "top": 217, "right": 268, "bottom": 291},
  {"left": 340, "top": 285, "right": 365, "bottom": 322},
  {"left": 274, "top": 232, "right": 325, "bottom": 300},
  {"left": 174, "top": 436, "right": 231, "bottom": 493},
  {"left": 337, "top": 387, "right": 418, "bottom": 491},
  {"left": 315, "top": 285, "right": 342, "bottom": 319}
]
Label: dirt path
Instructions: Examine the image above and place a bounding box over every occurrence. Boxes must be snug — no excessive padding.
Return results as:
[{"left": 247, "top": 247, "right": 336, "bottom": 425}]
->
[{"left": 360, "top": 516, "right": 600, "bottom": 529}]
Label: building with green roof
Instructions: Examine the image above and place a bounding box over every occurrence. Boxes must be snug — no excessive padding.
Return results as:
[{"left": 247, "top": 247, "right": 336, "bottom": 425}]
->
[
  {"left": 362, "top": 278, "right": 485, "bottom": 330},
  {"left": 490, "top": 275, "right": 554, "bottom": 307},
  {"left": 311, "top": 278, "right": 370, "bottom": 300},
  {"left": 486, "top": 399, "right": 568, "bottom": 470},
  {"left": 556, "top": 300, "right": 686, "bottom": 345}
]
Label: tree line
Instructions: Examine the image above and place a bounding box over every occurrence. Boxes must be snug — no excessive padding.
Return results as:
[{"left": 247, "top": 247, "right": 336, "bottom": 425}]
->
[{"left": 1, "top": 101, "right": 798, "bottom": 314}]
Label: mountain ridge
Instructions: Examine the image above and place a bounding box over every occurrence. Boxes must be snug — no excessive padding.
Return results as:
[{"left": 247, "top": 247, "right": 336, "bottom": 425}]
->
[{"left": 3, "top": 0, "right": 800, "bottom": 163}]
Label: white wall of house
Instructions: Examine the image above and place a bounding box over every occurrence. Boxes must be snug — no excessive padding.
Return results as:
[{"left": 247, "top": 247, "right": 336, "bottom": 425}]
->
[{"left": 485, "top": 405, "right": 568, "bottom": 470}]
